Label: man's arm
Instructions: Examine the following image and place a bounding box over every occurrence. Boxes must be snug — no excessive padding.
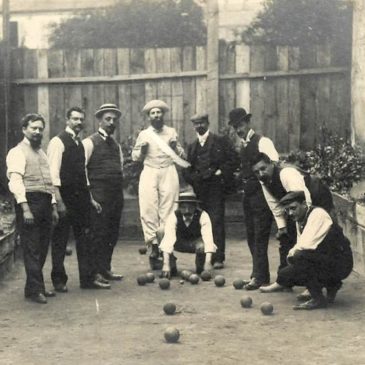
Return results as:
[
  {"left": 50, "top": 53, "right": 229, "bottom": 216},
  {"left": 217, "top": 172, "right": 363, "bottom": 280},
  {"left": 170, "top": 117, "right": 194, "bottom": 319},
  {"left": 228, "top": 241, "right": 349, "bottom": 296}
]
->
[
  {"left": 199, "top": 211, "right": 217, "bottom": 271},
  {"left": 289, "top": 208, "right": 332, "bottom": 256},
  {"left": 160, "top": 213, "right": 178, "bottom": 277},
  {"left": 131, "top": 131, "right": 148, "bottom": 162},
  {"left": 260, "top": 184, "right": 287, "bottom": 229},
  {"left": 258, "top": 137, "right": 279, "bottom": 162}
]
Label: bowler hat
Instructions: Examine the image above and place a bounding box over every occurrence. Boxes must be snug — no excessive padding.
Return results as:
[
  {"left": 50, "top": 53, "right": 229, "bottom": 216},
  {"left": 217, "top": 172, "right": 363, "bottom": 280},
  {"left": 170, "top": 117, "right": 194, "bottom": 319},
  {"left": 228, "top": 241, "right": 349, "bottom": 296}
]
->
[
  {"left": 175, "top": 191, "right": 201, "bottom": 204},
  {"left": 142, "top": 100, "right": 169, "bottom": 114},
  {"left": 228, "top": 108, "right": 252, "bottom": 127},
  {"left": 279, "top": 191, "right": 306, "bottom": 206},
  {"left": 95, "top": 103, "right": 122, "bottom": 118}
]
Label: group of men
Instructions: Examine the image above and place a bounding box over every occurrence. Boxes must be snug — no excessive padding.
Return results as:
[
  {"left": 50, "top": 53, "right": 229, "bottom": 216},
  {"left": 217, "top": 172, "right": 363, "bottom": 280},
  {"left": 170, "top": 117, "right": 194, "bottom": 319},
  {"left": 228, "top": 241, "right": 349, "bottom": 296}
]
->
[{"left": 6, "top": 98, "right": 353, "bottom": 310}]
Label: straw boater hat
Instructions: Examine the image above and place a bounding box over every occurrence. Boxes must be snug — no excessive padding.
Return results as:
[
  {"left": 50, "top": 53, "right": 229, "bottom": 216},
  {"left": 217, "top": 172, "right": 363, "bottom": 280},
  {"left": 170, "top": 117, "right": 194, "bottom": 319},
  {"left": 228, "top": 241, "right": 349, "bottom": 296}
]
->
[
  {"left": 142, "top": 100, "right": 169, "bottom": 114},
  {"left": 228, "top": 108, "right": 252, "bottom": 128},
  {"left": 95, "top": 103, "right": 122, "bottom": 118},
  {"left": 175, "top": 191, "right": 201, "bottom": 204}
]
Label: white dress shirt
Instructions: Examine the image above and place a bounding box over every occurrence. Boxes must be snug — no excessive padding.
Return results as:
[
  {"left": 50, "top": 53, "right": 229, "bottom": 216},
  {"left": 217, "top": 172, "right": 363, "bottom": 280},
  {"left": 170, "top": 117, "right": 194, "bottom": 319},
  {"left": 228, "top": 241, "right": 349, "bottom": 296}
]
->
[
  {"left": 160, "top": 210, "right": 217, "bottom": 254},
  {"left": 288, "top": 207, "right": 332, "bottom": 256},
  {"left": 197, "top": 130, "right": 209, "bottom": 147},
  {"left": 7, "top": 138, "right": 56, "bottom": 204},
  {"left": 244, "top": 129, "right": 279, "bottom": 162}
]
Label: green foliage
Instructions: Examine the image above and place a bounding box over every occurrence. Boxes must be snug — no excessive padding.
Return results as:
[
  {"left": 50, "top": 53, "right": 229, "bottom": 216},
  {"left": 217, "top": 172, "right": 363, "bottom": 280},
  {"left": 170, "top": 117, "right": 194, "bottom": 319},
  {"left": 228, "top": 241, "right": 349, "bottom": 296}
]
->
[
  {"left": 49, "top": 0, "right": 206, "bottom": 49},
  {"left": 242, "top": 0, "right": 352, "bottom": 63},
  {"left": 285, "top": 127, "right": 364, "bottom": 194}
]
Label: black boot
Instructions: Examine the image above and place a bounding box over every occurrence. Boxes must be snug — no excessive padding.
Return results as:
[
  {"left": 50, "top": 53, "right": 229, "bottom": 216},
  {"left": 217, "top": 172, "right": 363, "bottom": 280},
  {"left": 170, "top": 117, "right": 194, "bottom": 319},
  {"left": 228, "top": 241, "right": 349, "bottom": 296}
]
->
[{"left": 149, "top": 244, "right": 163, "bottom": 270}]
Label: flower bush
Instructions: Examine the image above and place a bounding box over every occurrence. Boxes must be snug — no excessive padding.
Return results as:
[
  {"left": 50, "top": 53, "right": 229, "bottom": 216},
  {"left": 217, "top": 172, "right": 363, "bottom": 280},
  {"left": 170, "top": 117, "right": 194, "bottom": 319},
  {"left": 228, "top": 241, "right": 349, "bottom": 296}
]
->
[{"left": 284, "top": 127, "right": 364, "bottom": 195}]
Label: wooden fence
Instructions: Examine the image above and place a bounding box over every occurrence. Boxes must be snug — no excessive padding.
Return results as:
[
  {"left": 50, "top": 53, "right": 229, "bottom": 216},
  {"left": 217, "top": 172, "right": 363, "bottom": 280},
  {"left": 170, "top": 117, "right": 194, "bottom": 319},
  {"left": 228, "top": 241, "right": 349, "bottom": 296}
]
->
[{"left": 9, "top": 43, "right": 350, "bottom": 153}]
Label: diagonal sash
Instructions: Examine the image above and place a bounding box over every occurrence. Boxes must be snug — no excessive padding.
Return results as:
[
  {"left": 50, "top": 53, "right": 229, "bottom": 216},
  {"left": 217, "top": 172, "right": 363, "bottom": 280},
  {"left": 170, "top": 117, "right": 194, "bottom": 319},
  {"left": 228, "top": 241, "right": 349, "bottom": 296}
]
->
[{"left": 145, "top": 128, "right": 190, "bottom": 168}]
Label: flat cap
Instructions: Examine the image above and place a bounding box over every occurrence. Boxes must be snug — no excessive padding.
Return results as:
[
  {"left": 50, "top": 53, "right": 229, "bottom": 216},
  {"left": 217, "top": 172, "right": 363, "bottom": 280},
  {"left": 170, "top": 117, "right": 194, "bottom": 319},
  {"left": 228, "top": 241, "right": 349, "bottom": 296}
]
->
[
  {"left": 95, "top": 103, "right": 122, "bottom": 118},
  {"left": 279, "top": 191, "right": 306, "bottom": 206},
  {"left": 142, "top": 100, "right": 169, "bottom": 114},
  {"left": 190, "top": 113, "right": 209, "bottom": 122}
]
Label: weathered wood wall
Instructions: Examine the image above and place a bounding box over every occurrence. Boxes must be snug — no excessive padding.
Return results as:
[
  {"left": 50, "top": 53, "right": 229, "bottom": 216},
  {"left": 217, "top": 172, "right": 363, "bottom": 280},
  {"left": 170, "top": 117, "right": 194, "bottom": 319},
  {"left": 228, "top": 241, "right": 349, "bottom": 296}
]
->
[{"left": 9, "top": 44, "right": 350, "bottom": 153}]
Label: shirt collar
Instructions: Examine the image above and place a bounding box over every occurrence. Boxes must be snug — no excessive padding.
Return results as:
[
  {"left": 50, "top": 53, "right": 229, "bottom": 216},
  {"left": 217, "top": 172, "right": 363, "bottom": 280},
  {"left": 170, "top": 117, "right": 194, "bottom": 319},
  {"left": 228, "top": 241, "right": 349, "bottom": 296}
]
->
[
  {"left": 242, "top": 129, "right": 255, "bottom": 143},
  {"left": 98, "top": 128, "right": 109, "bottom": 139},
  {"left": 197, "top": 129, "right": 210, "bottom": 143},
  {"left": 65, "top": 126, "right": 77, "bottom": 138}
]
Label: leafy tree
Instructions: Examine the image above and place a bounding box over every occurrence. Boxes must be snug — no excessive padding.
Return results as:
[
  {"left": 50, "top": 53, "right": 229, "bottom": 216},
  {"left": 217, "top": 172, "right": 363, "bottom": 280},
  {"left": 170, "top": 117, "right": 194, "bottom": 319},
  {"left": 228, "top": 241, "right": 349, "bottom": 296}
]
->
[
  {"left": 49, "top": 0, "right": 206, "bottom": 48},
  {"left": 242, "top": 0, "right": 352, "bottom": 61}
]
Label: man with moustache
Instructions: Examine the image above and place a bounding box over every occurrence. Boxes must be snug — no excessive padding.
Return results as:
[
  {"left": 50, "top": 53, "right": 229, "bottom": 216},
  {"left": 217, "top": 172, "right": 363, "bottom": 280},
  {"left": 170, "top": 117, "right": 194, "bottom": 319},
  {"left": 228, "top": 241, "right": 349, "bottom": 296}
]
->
[
  {"left": 228, "top": 108, "right": 279, "bottom": 290},
  {"left": 6, "top": 113, "right": 59, "bottom": 303},
  {"left": 48, "top": 107, "right": 110, "bottom": 291},
  {"left": 183, "top": 113, "right": 238, "bottom": 269},
  {"left": 132, "top": 100, "right": 188, "bottom": 270},
  {"left": 83, "top": 104, "right": 124, "bottom": 282},
  {"left": 275, "top": 191, "right": 353, "bottom": 310}
]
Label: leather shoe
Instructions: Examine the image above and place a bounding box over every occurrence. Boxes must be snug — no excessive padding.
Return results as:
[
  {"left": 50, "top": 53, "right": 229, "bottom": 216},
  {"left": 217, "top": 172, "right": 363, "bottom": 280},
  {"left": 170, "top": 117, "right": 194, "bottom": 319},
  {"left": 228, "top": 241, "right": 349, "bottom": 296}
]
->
[
  {"left": 81, "top": 279, "right": 111, "bottom": 290},
  {"left": 296, "top": 289, "right": 312, "bottom": 302},
  {"left": 44, "top": 290, "right": 56, "bottom": 298},
  {"left": 54, "top": 284, "right": 68, "bottom": 293},
  {"left": 293, "top": 296, "right": 327, "bottom": 310},
  {"left": 213, "top": 262, "right": 224, "bottom": 270},
  {"left": 244, "top": 278, "right": 264, "bottom": 291},
  {"left": 260, "top": 282, "right": 292, "bottom": 293},
  {"left": 103, "top": 271, "right": 124, "bottom": 281},
  {"left": 27, "top": 293, "right": 47, "bottom": 304},
  {"left": 95, "top": 273, "right": 110, "bottom": 284}
]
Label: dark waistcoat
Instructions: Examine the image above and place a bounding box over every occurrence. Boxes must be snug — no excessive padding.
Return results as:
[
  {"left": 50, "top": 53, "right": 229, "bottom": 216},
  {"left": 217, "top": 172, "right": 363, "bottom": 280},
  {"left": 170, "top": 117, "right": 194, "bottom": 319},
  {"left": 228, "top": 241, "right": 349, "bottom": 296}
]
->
[
  {"left": 176, "top": 209, "right": 203, "bottom": 241},
  {"left": 87, "top": 133, "right": 123, "bottom": 186},
  {"left": 58, "top": 131, "right": 87, "bottom": 189}
]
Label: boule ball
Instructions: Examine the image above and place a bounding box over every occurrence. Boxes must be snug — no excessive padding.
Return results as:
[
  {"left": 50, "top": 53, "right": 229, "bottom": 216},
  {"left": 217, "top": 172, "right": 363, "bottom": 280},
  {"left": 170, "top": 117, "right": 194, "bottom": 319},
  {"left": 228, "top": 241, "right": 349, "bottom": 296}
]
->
[
  {"left": 260, "top": 302, "right": 274, "bottom": 315},
  {"left": 181, "top": 270, "right": 193, "bottom": 280},
  {"left": 214, "top": 275, "right": 225, "bottom": 287},
  {"left": 146, "top": 272, "right": 155, "bottom": 283},
  {"left": 233, "top": 279, "right": 245, "bottom": 290},
  {"left": 189, "top": 274, "right": 200, "bottom": 285},
  {"left": 200, "top": 270, "right": 212, "bottom": 281},
  {"left": 137, "top": 274, "right": 147, "bottom": 286},
  {"left": 159, "top": 278, "right": 171, "bottom": 290},
  {"left": 240, "top": 296, "right": 253, "bottom": 308},
  {"left": 163, "top": 302, "right": 176, "bottom": 315},
  {"left": 138, "top": 247, "right": 147, "bottom": 255},
  {"left": 164, "top": 327, "right": 180, "bottom": 343}
]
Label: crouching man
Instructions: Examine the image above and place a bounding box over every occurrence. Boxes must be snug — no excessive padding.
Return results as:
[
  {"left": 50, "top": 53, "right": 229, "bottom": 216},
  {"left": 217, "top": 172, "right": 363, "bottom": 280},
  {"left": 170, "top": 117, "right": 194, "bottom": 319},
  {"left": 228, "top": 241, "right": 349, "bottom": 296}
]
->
[
  {"left": 274, "top": 191, "right": 353, "bottom": 310},
  {"left": 160, "top": 192, "right": 217, "bottom": 278}
]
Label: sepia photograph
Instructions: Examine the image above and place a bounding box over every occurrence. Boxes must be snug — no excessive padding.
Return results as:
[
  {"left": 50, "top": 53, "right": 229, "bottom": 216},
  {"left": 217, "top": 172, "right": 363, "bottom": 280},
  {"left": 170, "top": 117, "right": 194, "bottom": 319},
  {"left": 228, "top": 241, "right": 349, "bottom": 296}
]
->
[{"left": 0, "top": 0, "right": 364, "bottom": 364}]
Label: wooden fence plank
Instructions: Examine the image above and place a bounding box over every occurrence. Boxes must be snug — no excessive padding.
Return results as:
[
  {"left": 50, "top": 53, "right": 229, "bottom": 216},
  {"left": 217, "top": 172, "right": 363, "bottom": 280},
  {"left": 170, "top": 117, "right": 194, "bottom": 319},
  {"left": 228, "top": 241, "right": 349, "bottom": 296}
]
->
[
  {"left": 195, "top": 46, "right": 206, "bottom": 115},
  {"left": 93, "top": 49, "right": 106, "bottom": 132},
  {"left": 144, "top": 48, "right": 158, "bottom": 102},
  {"left": 156, "top": 48, "right": 172, "bottom": 113},
  {"left": 23, "top": 50, "right": 38, "bottom": 117},
  {"left": 235, "top": 44, "right": 250, "bottom": 112}
]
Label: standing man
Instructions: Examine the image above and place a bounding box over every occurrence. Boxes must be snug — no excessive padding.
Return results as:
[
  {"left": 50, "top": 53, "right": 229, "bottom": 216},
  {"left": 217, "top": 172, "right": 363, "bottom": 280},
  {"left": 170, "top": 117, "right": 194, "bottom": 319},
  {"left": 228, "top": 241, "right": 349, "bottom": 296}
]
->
[
  {"left": 132, "top": 100, "right": 188, "bottom": 269},
  {"left": 6, "top": 113, "right": 59, "bottom": 303},
  {"left": 250, "top": 152, "right": 334, "bottom": 293},
  {"left": 83, "top": 104, "right": 124, "bottom": 282},
  {"left": 48, "top": 106, "right": 110, "bottom": 291},
  {"left": 275, "top": 191, "right": 353, "bottom": 310},
  {"left": 183, "top": 113, "right": 239, "bottom": 269},
  {"left": 228, "top": 108, "right": 279, "bottom": 290}
]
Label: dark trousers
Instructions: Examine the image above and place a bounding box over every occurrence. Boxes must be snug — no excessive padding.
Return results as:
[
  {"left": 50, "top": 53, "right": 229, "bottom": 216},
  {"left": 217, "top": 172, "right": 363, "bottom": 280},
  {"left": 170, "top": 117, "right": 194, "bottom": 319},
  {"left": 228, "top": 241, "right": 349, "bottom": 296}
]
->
[
  {"left": 277, "top": 248, "right": 353, "bottom": 298},
  {"left": 16, "top": 192, "right": 52, "bottom": 297},
  {"left": 243, "top": 190, "right": 273, "bottom": 284},
  {"left": 277, "top": 217, "right": 297, "bottom": 272},
  {"left": 194, "top": 178, "right": 225, "bottom": 263},
  {"left": 173, "top": 238, "right": 206, "bottom": 273},
  {"left": 51, "top": 187, "right": 95, "bottom": 287},
  {"left": 90, "top": 186, "right": 124, "bottom": 275}
]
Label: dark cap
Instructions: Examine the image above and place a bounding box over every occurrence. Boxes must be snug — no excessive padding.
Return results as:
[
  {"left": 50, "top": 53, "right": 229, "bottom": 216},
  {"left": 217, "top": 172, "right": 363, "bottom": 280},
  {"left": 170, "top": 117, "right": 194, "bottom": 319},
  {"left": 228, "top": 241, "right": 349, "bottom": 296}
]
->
[
  {"left": 279, "top": 191, "right": 306, "bottom": 206},
  {"left": 190, "top": 113, "right": 209, "bottom": 123},
  {"left": 228, "top": 108, "right": 252, "bottom": 127}
]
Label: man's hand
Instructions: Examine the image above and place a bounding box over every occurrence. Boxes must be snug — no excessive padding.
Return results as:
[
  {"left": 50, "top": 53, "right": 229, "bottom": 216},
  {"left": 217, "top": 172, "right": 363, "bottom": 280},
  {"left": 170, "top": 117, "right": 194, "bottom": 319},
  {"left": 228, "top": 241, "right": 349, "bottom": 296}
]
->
[
  {"left": 51, "top": 205, "right": 59, "bottom": 226},
  {"left": 161, "top": 270, "right": 171, "bottom": 279},
  {"left": 20, "top": 203, "right": 34, "bottom": 225},
  {"left": 169, "top": 139, "right": 177, "bottom": 151},
  {"left": 141, "top": 142, "right": 149, "bottom": 155},
  {"left": 205, "top": 262, "right": 213, "bottom": 272},
  {"left": 91, "top": 198, "right": 102, "bottom": 214},
  {"left": 276, "top": 227, "right": 288, "bottom": 240},
  {"left": 56, "top": 199, "right": 67, "bottom": 218},
  {"left": 214, "top": 169, "right": 222, "bottom": 176}
]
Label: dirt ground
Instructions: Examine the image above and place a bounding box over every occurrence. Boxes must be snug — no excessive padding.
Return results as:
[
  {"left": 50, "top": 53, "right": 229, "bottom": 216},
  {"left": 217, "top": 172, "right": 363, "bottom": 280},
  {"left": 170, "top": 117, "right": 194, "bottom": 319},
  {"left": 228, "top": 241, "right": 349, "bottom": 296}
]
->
[{"left": 1, "top": 238, "right": 365, "bottom": 365}]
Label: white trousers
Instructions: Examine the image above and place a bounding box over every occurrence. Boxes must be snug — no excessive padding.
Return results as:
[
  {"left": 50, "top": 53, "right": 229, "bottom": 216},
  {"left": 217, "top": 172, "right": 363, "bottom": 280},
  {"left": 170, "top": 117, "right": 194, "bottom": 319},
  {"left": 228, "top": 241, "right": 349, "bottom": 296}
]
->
[{"left": 138, "top": 165, "right": 179, "bottom": 244}]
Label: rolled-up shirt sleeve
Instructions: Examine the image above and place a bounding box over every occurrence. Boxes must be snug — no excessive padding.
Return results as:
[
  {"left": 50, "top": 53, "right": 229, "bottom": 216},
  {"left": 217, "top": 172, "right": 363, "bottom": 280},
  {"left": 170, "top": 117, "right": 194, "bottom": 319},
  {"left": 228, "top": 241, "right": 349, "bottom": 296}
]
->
[
  {"left": 258, "top": 137, "right": 279, "bottom": 162},
  {"left": 131, "top": 131, "right": 146, "bottom": 162},
  {"left": 47, "top": 137, "right": 64, "bottom": 187},
  {"left": 6, "top": 148, "right": 27, "bottom": 204},
  {"left": 261, "top": 184, "right": 287, "bottom": 229},
  {"left": 280, "top": 168, "right": 312, "bottom": 206},
  {"left": 159, "top": 213, "right": 178, "bottom": 254},
  {"left": 200, "top": 211, "right": 217, "bottom": 253}
]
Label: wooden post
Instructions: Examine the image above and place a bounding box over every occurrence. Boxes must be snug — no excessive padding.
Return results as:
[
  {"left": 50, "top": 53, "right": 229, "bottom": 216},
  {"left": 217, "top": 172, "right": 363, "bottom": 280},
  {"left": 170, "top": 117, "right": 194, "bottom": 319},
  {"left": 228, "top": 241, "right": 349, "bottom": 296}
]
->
[
  {"left": 206, "top": 0, "right": 219, "bottom": 133},
  {"left": 1, "top": 0, "right": 10, "bottom": 187},
  {"left": 351, "top": 0, "right": 365, "bottom": 149}
]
